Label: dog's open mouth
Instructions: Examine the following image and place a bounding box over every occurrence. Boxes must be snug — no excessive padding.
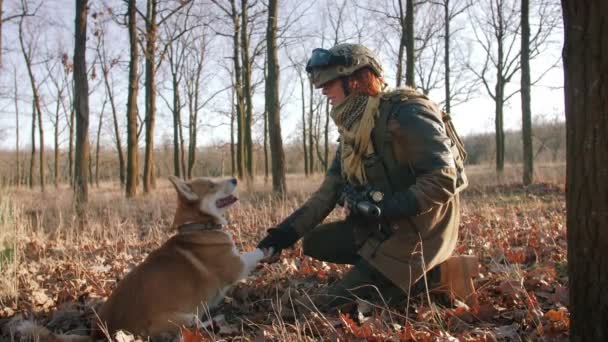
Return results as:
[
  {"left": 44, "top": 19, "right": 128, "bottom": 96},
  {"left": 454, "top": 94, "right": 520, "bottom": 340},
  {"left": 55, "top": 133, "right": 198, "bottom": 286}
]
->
[{"left": 216, "top": 195, "right": 238, "bottom": 208}]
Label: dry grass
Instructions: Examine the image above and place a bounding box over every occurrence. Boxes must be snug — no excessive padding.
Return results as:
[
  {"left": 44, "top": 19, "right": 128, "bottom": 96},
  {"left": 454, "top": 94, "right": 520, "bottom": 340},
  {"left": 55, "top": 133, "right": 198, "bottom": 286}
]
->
[{"left": 0, "top": 163, "right": 568, "bottom": 341}]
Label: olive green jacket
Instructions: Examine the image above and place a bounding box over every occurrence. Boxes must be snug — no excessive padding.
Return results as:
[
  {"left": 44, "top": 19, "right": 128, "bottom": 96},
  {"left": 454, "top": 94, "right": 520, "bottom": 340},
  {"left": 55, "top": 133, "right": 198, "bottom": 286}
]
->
[{"left": 282, "top": 89, "right": 460, "bottom": 293}]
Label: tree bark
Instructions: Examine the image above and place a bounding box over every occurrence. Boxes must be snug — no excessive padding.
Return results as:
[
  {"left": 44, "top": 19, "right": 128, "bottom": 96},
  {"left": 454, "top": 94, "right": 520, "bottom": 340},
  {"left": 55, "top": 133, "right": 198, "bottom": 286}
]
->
[
  {"left": 300, "top": 75, "right": 308, "bottom": 176},
  {"left": 405, "top": 0, "right": 415, "bottom": 87},
  {"left": 53, "top": 87, "right": 61, "bottom": 188},
  {"left": 14, "top": 66, "right": 20, "bottom": 187},
  {"left": 126, "top": 0, "right": 139, "bottom": 197},
  {"left": 521, "top": 0, "right": 533, "bottom": 185},
  {"left": 143, "top": 0, "right": 158, "bottom": 193},
  {"left": 19, "top": 16, "right": 44, "bottom": 192},
  {"left": 95, "top": 100, "right": 106, "bottom": 188},
  {"left": 396, "top": 0, "right": 406, "bottom": 87},
  {"left": 308, "top": 79, "right": 315, "bottom": 173},
  {"left": 266, "top": 0, "right": 286, "bottom": 194},
  {"left": 29, "top": 101, "right": 35, "bottom": 189},
  {"left": 562, "top": 1, "right": 608, "bottom": 340},
  {"left": 241, "top": 0, "right": 253, "bottom": 181},
  {"left": 443, "top": 0, "right": 451, "bottom": 114},
  {"left": 230, "top": 0, "right": 246, "bottom": 180},
  {"left": 73, "top": 0, "right": 90, "bottom": 207}
]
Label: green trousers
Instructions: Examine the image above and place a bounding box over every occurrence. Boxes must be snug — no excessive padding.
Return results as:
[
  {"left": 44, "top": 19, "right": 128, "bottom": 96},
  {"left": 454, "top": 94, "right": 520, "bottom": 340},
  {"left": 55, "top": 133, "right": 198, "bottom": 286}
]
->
[{"left": 301, "top": 219, "right": 407, "bottom": 308}]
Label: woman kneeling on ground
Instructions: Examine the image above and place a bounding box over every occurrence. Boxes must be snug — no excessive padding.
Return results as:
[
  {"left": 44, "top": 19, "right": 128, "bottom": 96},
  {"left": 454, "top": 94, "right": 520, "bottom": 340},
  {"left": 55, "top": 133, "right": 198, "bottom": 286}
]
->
[{"left": 257, "top": 43, "right": 477, "bottom": 309}]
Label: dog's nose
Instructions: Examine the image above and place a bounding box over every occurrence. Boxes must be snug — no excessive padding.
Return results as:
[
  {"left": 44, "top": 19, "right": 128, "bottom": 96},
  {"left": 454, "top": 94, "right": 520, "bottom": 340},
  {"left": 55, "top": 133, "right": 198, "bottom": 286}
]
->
[{"left": 230, "top": 178, "right": 237, "bottom": 185}]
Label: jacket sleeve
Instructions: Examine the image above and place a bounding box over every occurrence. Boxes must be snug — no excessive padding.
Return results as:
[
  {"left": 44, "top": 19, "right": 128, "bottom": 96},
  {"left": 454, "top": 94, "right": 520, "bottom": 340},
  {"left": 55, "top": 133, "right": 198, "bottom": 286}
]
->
[
  {"left": 276, "top": 149, "right": 345, "bottom": 237},
  {"left": 382, "top": 102, "right": 458, "bottom": 220}
]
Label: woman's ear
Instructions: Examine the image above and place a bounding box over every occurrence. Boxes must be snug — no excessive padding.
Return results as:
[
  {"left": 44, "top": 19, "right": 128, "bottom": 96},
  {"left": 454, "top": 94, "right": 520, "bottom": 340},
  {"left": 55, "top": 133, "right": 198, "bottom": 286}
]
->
[{"left": 168, "top": 176, "right": 199, "bottom": 202}]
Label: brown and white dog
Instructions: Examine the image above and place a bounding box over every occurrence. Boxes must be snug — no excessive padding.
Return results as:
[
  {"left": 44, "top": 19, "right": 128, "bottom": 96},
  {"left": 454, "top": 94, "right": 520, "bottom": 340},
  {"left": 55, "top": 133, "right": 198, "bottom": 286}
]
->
[{"left": 21, "top": 176, "right": 267, "bottom": 340}]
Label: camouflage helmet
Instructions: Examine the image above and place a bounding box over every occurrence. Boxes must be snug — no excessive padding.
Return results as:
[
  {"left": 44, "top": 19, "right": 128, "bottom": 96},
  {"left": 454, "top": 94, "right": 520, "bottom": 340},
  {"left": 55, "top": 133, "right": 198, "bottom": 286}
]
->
[{"left": 306, "top": 43, "right": 384, "bottom": 88}]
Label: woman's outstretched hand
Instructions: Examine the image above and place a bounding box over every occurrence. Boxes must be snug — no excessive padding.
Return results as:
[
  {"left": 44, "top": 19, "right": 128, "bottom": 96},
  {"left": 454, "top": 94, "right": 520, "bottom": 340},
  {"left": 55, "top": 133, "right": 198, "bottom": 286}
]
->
[{"left": 256, "top": 227, "right": 299, "bottom": 263}]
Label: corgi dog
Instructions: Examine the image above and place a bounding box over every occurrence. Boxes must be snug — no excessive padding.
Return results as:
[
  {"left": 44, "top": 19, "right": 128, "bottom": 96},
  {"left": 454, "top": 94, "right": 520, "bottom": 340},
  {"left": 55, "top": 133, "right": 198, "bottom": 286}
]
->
[{"left": 21, "top": 176, "right": 267, "bottom": 340}]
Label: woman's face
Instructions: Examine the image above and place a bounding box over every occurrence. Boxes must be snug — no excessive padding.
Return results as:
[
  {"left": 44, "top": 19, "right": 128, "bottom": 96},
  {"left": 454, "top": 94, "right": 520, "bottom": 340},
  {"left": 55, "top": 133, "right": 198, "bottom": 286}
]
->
[{"left": 321, "top": 79, "right": 346, "bottom": 106}]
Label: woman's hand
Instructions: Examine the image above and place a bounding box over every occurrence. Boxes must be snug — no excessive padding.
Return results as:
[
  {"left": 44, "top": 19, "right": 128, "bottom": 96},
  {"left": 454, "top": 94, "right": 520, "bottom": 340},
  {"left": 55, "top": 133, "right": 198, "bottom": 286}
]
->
[{"left": 256, "top": 227, "right": 300, "bottom": 263}]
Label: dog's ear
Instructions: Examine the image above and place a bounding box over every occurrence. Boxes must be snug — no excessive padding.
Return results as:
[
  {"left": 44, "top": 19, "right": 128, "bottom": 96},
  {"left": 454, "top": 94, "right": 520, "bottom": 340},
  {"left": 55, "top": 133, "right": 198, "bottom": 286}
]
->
[{"left": 168, "top": 176, "right": 199, "bottom": 202}]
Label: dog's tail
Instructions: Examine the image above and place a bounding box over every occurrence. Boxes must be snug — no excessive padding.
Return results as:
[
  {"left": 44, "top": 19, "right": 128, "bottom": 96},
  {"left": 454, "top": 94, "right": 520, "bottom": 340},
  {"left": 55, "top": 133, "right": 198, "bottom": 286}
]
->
[{"left": 17, "top": 321, "right": 93, "bottom": 342}]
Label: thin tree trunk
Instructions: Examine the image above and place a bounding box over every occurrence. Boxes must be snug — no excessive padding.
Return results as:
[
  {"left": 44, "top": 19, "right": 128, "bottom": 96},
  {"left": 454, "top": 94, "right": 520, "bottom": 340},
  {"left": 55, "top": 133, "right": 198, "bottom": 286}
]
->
[
  {"left": 324, "top": 98, "right": 329, "bottom": 170},
  {"left": 29, "top": 101, "right": 35, "bottom": 189},
  {"left": 562, "top": 0, "right": 608, "bottom": 339},
  {"left": 54, "top": 89, "right": 61, "bottom": 188},
  {"left": 405, "top": 0, "right": 415, "bottom": 87},
  {"left": 241, "top": 0, "right": 253, "bottom": 181},
  {"left": 14, "top": 66, "right": 20, "bottom": 187},
  {"left": 308, "top": 80, "right": 314, "bottom": 173},
  {"left": 301, "top": 75, "right": 308, "bottom": 176},
  {"left": 266, "top": 0, "right": 286, "bottom": 194},
  {"left": 230, "top": 85, "right": 235, "bottom": 176},
  {"left": 396, "top": 0, "right": 406, "bottom": 87},
  {"left": 172, "top": 72, "right": 181, "bottom": 178},
  {"left": 521, "top": 0, "right": 533, "bottom": 185},
  {"left": 68, "top": 106, "right": 75, "bottom": 185},
  {"left": 19, "top": 18, "right": 45, "bottom": 192},
  {"left": 143, "top": 0, "right": 158, "bottom": 193},
  {"left": 230, "top": 0, "right": 245, "bottom": 180},
  {"left": 495, "top": 14, "right": 505, "bottom": 174},
  {"left": 126, "top": 0, "right": 139, "bottom": 197},
  {"left": 179, "top": 117, "right": 186, "bottom": 180},
  {"left": 96, "top": 100, "right": 106, "bottom": 187},
  {"left": 104, "top": 73, "right": 125, "bottom": 186},
  {"left": 443, "top": 0, "right": 451, "bottom": 114},
  {"left": 73, "top": 0, "right": 90, "bottom": 207}
]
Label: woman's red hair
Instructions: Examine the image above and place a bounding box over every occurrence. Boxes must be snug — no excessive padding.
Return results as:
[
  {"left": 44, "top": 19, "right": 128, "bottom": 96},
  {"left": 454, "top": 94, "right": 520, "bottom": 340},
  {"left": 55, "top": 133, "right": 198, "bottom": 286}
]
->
[{"left": 347, "top": 68, "right": 384, "bottom": 96}]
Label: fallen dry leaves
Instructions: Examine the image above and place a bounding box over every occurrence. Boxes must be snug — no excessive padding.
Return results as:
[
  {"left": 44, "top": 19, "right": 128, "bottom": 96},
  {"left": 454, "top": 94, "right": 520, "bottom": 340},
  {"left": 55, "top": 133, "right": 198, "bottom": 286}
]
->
[{"left": 0, "top": 181, "right": 568, "bottom": 341}]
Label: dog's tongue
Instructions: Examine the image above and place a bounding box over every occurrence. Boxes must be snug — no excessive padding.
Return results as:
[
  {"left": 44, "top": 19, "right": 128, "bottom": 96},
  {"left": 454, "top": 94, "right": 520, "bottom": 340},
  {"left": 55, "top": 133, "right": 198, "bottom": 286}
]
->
[{"left": 216, "top": 195, "right": 238, "bottom": 208}]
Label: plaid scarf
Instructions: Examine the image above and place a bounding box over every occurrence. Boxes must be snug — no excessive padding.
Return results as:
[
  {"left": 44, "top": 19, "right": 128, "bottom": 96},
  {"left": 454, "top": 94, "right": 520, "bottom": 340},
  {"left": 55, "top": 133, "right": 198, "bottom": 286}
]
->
[{"left": 330, "top": 94, "right": 381, "bottom": 184}]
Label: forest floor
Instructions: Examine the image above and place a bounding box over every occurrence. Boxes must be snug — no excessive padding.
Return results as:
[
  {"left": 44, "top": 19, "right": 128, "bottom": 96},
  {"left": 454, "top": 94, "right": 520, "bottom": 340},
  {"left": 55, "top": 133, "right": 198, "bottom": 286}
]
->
[{"left": 0, "top": 164, "right": 568, "bottom": 341}]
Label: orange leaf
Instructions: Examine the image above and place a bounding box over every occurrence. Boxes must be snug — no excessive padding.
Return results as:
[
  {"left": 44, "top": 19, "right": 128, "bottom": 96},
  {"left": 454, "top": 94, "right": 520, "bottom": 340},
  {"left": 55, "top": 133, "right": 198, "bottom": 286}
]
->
[
  {"left": 544, "top": 308, "right": 568, "bottom": 322},
  {"left": 181, "top": 327, "right": 204, "bottom": 342}
]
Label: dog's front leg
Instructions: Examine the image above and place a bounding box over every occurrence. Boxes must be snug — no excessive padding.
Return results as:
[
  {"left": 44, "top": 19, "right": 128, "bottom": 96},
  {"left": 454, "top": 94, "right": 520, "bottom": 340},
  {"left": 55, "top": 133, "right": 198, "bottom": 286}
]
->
[{"left": 239, "top": 248, "right": 267, "bottom": 278}]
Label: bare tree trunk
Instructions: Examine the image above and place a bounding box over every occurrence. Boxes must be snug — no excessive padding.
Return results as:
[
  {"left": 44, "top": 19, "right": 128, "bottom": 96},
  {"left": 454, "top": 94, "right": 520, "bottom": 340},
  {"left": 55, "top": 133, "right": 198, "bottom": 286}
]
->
[
  {"left": 14, "top": 66, "right": 20, "bottom": 187},
  {"left": 324, "top": 98, "right": 329, "bottom": 170},
  {"left": 562, "top": 1, "right": 608, "bottom": 339},
  {"left": 443, "top": 0, "right": 451, "bottom": 114},
  {"left": 54, "top": 88, "right": 61, "bottom": 188},
  {"left": 264, "top": 107, "right": 269, "bottom": 182},
  {"left": 405, "top": 0, "right": 415, "bottom": 87},
  {"left": 29, "top": 101, "right": 35, "bottom": 189},
  {"left": 396, "top": 0, "right": 406, "bottom": 87},
  {"left": 68, "top": 106, "right": 74, "bottom": 185},
  {"left": 266, "top": 0, "right": 286, "bottom": 194},
  {"left": 300, "top": 75, "right": 308, "bottom": 176},
  {"left": 143, "top": 0, "right": 158, "bottom": 193},
  {"left": 103, "top": 72, "right": 125, "bottom": 186},
  {"left": 521, "top": 0, "right": 533, "bottom": 185},
  {"left": 172, "top": 72, "right": 181, "bottom": 178},
  {"left": 241, "top": 0, "right": 253, "bottom": 182},
  {"left": 179, "top": 115, "right": 186, "bottom": 179},
  {"left": 308, "top": 80, "right": 314, "bottom": 173},
  {"left": 126, "top": 0, "right": 139, "bottom": 197},
  {"left": 19, "top": 16, "right": 44, "bottom": 192},
  {"left": 230, "top": 85, "right": 235, "bottom": 176},
  {"left": 96, "top": 100, "right": 106, "bottom": 188},
  {"left": 496, "top": 11, "right": 505, "bottom": 175},
  {"left": 0, "top": 0, "right": 3, "bottom": 68},
  {"left": 73, "top": 0, "right": 90, "bottom": 207},
  {"left": 229, "top": 0, "right": 246, "bottom": 180}
]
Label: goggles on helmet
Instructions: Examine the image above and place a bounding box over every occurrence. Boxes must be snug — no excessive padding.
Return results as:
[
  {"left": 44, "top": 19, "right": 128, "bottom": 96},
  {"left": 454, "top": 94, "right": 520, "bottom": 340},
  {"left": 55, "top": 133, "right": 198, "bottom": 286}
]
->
[{"left": 305, "top": 48, "right": 352, "bottom": 73}]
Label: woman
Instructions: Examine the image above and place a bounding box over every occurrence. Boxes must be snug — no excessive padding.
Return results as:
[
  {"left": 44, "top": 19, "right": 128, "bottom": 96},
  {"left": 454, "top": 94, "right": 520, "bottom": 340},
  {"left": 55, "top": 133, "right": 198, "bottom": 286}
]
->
[{"left": 257, "top": 43, "right": 476, "bottom": 308}]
